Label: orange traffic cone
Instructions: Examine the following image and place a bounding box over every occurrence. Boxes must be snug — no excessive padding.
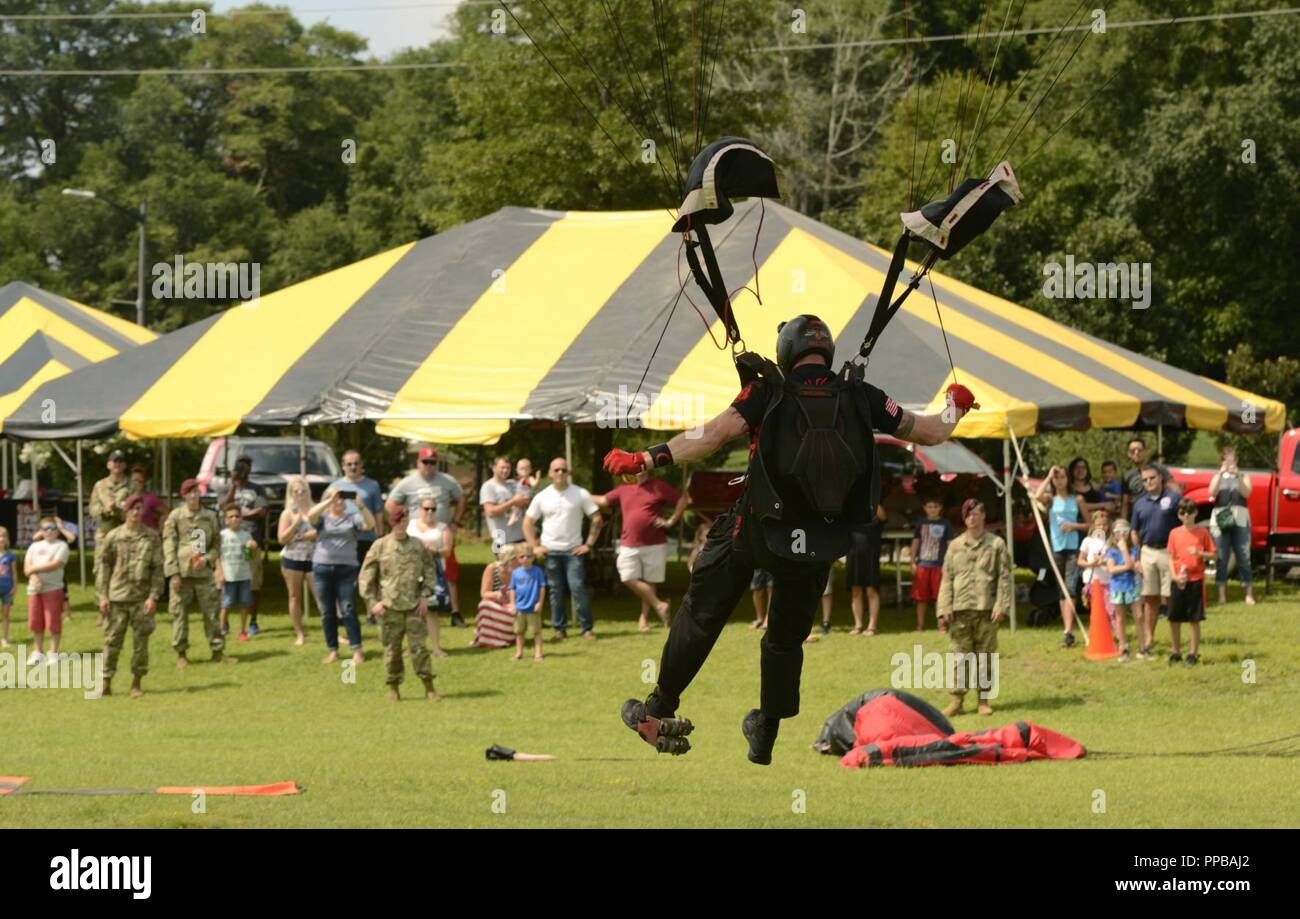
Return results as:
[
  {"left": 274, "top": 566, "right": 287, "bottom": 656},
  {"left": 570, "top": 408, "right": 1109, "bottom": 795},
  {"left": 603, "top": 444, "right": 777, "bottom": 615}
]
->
[{"left": 1085, "top": 578, "right": 1119, "bottom": 660}]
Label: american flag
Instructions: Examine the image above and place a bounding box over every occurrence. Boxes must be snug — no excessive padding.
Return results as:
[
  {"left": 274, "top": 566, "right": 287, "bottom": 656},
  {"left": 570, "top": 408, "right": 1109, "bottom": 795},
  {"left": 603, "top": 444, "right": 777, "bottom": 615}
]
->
[{"left": 885, "top": 396, "right": 900, "bottom": 417}]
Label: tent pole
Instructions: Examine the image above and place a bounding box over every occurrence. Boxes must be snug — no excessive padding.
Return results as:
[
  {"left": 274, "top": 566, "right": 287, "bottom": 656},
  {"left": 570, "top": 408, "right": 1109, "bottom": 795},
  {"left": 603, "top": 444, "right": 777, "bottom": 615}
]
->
[
  {"left": 30, "top": 449, "right": 39, "bottom": 515},
  {"left": 76, "top": 440, "right": 86, "bottom": 589},
  {"left": 564, "top": 423, "right": 572, "bottom": 469},
  {"left": 1003, "top": 434, "right": 1015, "bottom": 635},
  {"left": 299, "top": 425, "right": 307, "bottom": 477},
  {"left": 1, "top": 439, "right": 7, "bottom": 491},
  {"left": 1008, "top": 428, "right": 1087, "bottom": 646},
  {"left": 1157, "top": 424, "right": 1164, "bottom": 461}
]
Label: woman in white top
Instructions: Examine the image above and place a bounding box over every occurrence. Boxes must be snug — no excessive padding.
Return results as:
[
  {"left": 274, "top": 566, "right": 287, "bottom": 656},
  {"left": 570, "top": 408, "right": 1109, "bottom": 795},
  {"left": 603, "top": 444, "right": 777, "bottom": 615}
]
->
[
  {"left": 408, "top": 498, "right": 451, "bottom": 657},
  {"left": 278, "top": 476, "right": 318, "bottom": 647}
]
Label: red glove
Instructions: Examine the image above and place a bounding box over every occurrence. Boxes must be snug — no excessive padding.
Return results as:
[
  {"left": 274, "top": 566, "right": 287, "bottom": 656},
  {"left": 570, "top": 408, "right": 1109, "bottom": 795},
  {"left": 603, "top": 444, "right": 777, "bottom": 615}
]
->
[
  {"left": 946, "top": 383, "right": 980, "bottom": 414},
  {"left": 603, "top": 449, "right": 647, "bottom": 477}
]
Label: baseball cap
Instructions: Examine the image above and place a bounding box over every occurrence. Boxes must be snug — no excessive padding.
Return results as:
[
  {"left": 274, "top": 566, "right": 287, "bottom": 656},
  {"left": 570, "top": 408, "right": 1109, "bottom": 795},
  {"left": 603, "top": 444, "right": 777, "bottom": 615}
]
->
[
  {"left": 961, "top": 498, "right": 983, "bottom": 518},
  {"left": 108, "top": 449, "right": 126, "bottom": 462},
  {"left": 180, "top": 478, "right": 200, "bottom": 496},
  {"left": 418, "top": 447, "right": 439, "bottom": 462}
]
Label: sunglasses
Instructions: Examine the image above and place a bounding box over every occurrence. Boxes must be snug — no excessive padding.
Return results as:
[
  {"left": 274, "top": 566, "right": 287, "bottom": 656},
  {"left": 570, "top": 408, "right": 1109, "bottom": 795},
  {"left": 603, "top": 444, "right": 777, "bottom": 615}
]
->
[
  {"left": 420, "top": 459, "right": 437, "bottom": 466},
  {"left": 1142, "top": 476, "right": 1159, "bottom": 483},
  {"left": 551, "top": 468, "right": 569, "bottom": 474},
  {"left": 420, "top": 505, "right": 435, "bottom": 511},
  {"left": 41, "top": 524, "right": 57, "bottom": 531}
]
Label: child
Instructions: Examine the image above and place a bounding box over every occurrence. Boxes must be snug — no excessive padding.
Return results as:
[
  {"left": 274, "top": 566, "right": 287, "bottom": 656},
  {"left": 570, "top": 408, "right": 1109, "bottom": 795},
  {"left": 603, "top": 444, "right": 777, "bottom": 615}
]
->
[
  {"left": 1077, "top": 509, "right": 1111, "bottom": 622},
  {"left": 1100, "top": 460, "right": 1124, "bottom": 510},
  {"left": 508, "top": 545, "right": 546, "bottom": 661},
  {"left": 1104, "top": 520, "right": 1139, "bottom": 661},
  {"left": 911, "top": 498, "right": 956, "bottom": 632},
  {"left": 25, "top": 516, "right": 71, "bottom": 664},
  {"left": 0, "top": 526, "right": 15, "bottom": 649},
  {"left": 507, "top": 458, "right": 539, "bottom": 529},
  {"left": 1167, "top": 498, "right": 1215, "bottom": 666},
  {"left": 216, "top": 507, "right": 259, "bottom": 641}
]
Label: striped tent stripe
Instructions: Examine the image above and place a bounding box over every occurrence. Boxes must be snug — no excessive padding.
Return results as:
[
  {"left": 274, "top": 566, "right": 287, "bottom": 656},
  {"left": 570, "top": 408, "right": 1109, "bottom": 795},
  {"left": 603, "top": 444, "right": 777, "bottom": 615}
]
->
[
  {"left": 0, "top": 282, "right": 156, "bottom": 435},
  {"left": 0, "top": 204, "right": 1284, "bottom": 442}
]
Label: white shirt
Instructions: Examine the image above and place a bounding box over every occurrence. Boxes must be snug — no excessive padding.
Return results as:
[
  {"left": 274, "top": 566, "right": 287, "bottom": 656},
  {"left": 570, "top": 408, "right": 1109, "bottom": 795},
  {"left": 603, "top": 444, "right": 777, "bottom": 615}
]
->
[
  {"left": 526, "top": 484, "right": 598, "bottom": 552},
  {"left": 27, "top": 539, "right": 70, "bottom": 594},
  {"left": 1079, "top": 535, "right": 1110, "bottom": 586},
  {"left": 407, "top": 519, "right": 448, "bottom": 554}
]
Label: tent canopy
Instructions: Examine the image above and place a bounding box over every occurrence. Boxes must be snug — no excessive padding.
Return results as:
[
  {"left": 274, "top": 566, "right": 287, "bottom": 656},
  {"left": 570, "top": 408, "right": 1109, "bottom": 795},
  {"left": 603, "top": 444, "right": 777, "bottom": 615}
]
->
[
  {"left": 0, "top": 281, "right": 156, "bottom": 433},
  {"left": 0, "top": 204, "right": 1285, "bottom": 443}
]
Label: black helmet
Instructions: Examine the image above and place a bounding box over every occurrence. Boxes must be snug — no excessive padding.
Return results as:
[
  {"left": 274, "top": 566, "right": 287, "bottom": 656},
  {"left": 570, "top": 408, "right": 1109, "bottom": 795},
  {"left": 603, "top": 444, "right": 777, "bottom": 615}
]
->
[{"left": 775, "top": 315, "right": 834, "bottom": 373}]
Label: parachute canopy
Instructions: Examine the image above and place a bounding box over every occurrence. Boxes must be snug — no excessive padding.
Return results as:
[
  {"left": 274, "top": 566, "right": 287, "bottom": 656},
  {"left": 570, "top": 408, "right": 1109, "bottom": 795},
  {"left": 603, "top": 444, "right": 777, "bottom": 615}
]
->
[{"left": 901, "top": 161, "right": 1023, "bottom": 259}]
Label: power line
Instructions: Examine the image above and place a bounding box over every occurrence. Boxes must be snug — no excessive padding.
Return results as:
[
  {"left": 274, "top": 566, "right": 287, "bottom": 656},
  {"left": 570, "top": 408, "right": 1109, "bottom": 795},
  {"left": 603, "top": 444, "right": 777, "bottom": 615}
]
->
[
  {"left": 747, "top": 6, "right": 1300, "bottom": 52},
  {"left": 0, "top": 2, "right": 502, "bottom": 21},
  {"left": 0, "top": 62, "right": 460, "bottom": 76}
]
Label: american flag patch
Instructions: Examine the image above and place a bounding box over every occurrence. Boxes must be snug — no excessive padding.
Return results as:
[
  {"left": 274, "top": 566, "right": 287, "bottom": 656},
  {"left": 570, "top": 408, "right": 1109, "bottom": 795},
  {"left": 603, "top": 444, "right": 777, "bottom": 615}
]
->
[{"left": 885, "top": 396, "right": 900, "bottom": 416}]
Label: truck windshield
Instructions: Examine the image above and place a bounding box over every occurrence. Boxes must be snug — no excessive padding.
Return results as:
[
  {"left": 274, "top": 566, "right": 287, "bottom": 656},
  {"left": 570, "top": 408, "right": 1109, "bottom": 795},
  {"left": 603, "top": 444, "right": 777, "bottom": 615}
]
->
[{"left": 240, "top": 445, "right": 336, "bottom": 477}]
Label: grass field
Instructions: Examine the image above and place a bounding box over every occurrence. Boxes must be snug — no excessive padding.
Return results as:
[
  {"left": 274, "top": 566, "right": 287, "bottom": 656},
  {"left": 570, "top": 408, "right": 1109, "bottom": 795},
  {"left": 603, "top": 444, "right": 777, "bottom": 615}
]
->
[{"left": 3, "top": 552, "right": 1298, "bottom": 828}]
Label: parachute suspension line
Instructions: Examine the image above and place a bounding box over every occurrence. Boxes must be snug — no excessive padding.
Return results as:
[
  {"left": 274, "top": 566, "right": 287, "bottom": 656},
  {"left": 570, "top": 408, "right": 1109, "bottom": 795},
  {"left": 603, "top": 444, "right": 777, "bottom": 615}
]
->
[
  {"left": 1017, "top": 9, "right": 1192, "bottom": 171},
  {"left": 947, "top": 0, "right": 991, "bottom": 194},
  {"left": 927, "top": 275, "right": 958, "bottom": 384},
  {"left": 968, "top": 0, "right": 1086, "bottom": 182},
  {"left": 957, "top": 0, "right": 1021, "bottom": 181},
  {"left": 501, "top": 1, "right": 679, "bottom": 210},
  {"left": 696, "top": 0, "right": 728, "bottom": 151},
  {"left": 649, "top": 0, "right": 687, "bottom": 196},
  {"left": 911, "top": 69, "right": 949, "bottom": 213},
  {"left": 527, "top": 0, "right": 681, "bottom": 201},
  {"left": 597, "top": 0, "right": 682, "bottom": 194},
  {"left": 625, "top": 272, "right": 692, "bottom": 427},
  {"left": 725, "top": 197, "right": 766, "bottom": 314},
  {"left": 989, "top": 9, "right": 1094, "bottom": 169},
  {"left": 905, "top": 0, "right": 915, "bottom": 209}
]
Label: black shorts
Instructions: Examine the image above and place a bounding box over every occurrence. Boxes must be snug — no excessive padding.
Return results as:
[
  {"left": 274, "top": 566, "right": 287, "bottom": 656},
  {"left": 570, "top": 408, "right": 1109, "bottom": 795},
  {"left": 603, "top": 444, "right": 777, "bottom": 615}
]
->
[
  {"left": 282, "top": 557, "right": 313, "bottom": 573},
  {"left": 846, "top": 525, "right": 881, "bottom": 588},
  {"left": 1168, "top": 579, "right": 1206, "bottom": 623}
]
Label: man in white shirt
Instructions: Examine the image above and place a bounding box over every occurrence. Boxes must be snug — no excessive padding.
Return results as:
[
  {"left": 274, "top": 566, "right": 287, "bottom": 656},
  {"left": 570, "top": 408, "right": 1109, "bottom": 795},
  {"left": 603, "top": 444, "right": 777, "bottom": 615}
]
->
[{"left": 523, "top": 458, "right": 603, "bottom": 640}]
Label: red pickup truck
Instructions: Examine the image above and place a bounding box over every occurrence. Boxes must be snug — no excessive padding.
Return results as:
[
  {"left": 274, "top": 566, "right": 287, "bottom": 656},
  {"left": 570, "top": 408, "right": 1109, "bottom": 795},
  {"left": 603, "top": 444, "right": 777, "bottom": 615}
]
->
[{"left": 1167, "top": 428, "right": 1300, "bottom": 567}]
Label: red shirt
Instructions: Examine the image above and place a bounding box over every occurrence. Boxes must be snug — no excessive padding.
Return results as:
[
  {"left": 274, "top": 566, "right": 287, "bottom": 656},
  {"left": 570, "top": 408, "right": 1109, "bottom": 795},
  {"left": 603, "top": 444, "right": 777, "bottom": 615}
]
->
[
  {"left": 604, "top": 478, "right": 682, "bottom": 547},
  {"left": 1169, "top": 524, "right": 1214, "bottom": 581}
]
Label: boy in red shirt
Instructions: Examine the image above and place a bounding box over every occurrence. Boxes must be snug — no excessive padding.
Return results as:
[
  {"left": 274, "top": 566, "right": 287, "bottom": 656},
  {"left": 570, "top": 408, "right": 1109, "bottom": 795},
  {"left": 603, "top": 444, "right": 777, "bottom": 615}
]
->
[{"left": 1167, "top": 498, "right": 1216, "bottom": 666}]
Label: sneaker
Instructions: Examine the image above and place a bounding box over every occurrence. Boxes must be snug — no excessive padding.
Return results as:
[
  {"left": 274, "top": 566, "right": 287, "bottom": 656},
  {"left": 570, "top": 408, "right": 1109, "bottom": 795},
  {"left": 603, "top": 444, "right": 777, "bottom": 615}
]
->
[
  {"left": 26, "top": 650, "right": 42, "bottom": 666},
  {"left": 248, "top": 622, "right": 261, "bottom": 636},
  {"left": 1168, "top": 653, "right": 1182, "bottom": 666},
  {"left": 553, "top": 630, "right": 567, "bottom": 642},
  {"left": 238, "top": 631, "right": 249, "bottom": 642},
  {"left": 451, "top": 613, "right": 467, "bottom": 628},
  {"left": 820, "top": 621, "right": 831, "bottom": 636},
  {"left": 741, "top": 709, "right": 779, "bottom": 766},
  {"left": 1185, "top": 653, "right": 1199, "bottom": 666},
  {"left": 44, "top": 651, "right": 58, "bottom": 666},
  {"left": 621, "top": 699, "right": 693, "bottom": 755},
  {"left": 1061, "top": 632, "right": 1076, "bottom": 649},
  {"left": 1118, "top": 649, "right": 1131, "bottom": 662},
  {"left": 221, "top": 624, "right": 229, "bottom": 636},
  {"left": 582, "top": 630, "right": 596, "bottom": 641}
]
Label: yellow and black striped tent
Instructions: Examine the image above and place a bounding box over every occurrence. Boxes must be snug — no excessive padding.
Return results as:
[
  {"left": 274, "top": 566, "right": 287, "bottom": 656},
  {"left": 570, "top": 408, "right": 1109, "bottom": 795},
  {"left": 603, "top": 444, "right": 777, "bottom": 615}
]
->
[
  {"left": 0, "top": 281, "right": 156, "bottom": 432},
  {"left": 0, "top": 204, "right": 1284, "bottom": 443}
]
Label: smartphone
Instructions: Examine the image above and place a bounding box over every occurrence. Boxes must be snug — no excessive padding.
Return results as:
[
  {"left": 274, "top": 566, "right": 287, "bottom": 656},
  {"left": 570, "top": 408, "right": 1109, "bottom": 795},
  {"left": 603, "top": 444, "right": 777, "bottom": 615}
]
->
[{"left": 338, "top": 490, "right": 357, "bottom": 501}]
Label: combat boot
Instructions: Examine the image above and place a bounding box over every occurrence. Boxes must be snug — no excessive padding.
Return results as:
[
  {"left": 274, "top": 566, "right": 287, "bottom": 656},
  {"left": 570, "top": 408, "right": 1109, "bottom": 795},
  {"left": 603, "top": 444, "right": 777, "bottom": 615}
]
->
[
  {"left": 129, "top": 675, "right": 144, "bottom": 698},
  {"left": 422, "top": 677, "right": 440, "bottom": 701},
  {"left": 621, "top": 698, "right": 693, "bottom": 755},
  {"left": 741, "top": 709, "right": 779, "bottom": 765},
  {"left": 942, "top": 695, "right": 964, "bottom": 717}
]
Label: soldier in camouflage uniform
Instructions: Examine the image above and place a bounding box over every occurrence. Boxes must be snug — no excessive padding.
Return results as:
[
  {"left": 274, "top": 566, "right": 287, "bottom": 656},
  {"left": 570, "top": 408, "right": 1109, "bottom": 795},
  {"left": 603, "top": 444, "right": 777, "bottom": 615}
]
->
[
  {"left": 90, "top": 449, "right": 131, "bottom": 616},
  {"left": 937, "top": 499, "right": 1013, "bottom": 717},
  {"left": 163, "top": 479, "right": 234, "bottom": 667},
  {"left": 96, "top": 495, "right": 165, "bottom": 697},
  {"left": 359, "top": 505, "right": 440, "bottom": 702}
]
